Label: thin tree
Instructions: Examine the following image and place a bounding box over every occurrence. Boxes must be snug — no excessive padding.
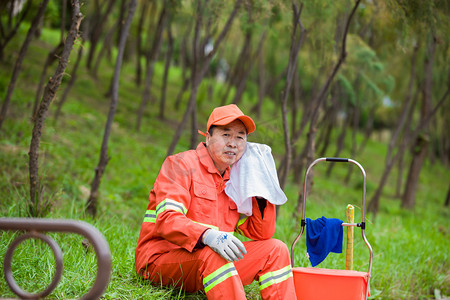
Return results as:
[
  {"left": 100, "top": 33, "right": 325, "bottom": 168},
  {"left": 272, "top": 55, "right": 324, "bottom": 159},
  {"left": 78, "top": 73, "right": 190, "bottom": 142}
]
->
[
  {"left": 86, "top": 0, "right": 116, "bottom": 70},
  {"left": 294, "top": 0, "right": 361, "bottom": 216},
  {"left": 136, "top": 1, "right": 168, "bottom": 132},
  {"left": 32, "top": 41, "right": 64, "bottom": 119},
  {"left": 0, "top": 0, "right": 50, "bottom": 131},
  {"left": 445, "top": 184, "right": 450, "bottom": 207},
  {"left": 326, "top": 99, "right": 351, "bottom": 177},
  {"left": 53, "top": 41, "right": 84, "bottom": 123},
  {"left": 367, "top": 75, "right": 449, "bottom": 215},
  {"left": 317, "top": 87, "right": 340, "bottom": 157},
  {"left": 174, "top": 22, "right": 193, "bottom": 110},
  {"left": 135, "top": 0, "right": 149, "bottom": 87},
  {"left": 54, "top": 2, "right": 87, "bottom": 123},
  {"left": 92, "top": 21, "right": 118, "bottom": 79},
  {"left": 402, "top": 35, "right": 439, "bottom": 209},
  {"left": 86, "top": 0, "right": 137, "bottom": 218},
  {"left": 159, "top": 23, "right": 174, "bottom": 120},
  {"left": 0, "top": 0, "right": 32, "bottom": 60},
  {"left": 166, "top": 0, "right": 243, "bottom": 156},
  {"left": 252, "top": 43, "right": 266, "bottom": 118},
  {"left": 232, "top": 29, "right": 268, "bottom": 105},
  {"left": 220, "top": 1, "right": 255, "bottom": 106},
  {"left": 28, "top": 0, "right": 82, "bottom": 217},
  {"left": 279, "top": 2, "right": 306, "bottom": 190}
]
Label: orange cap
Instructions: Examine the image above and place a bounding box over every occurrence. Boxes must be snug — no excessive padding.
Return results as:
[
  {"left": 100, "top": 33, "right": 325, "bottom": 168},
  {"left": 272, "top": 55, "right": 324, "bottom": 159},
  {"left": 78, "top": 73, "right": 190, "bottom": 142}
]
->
[{"left": 198, "top": 104, "right": 256, "bottom": 136}]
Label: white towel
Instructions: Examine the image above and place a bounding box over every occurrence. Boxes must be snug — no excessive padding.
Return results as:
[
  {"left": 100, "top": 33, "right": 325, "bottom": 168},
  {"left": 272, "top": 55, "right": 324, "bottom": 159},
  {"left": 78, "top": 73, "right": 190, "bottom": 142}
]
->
[{"left": 225, "top": 142, "right": 288, "bottom": 216}]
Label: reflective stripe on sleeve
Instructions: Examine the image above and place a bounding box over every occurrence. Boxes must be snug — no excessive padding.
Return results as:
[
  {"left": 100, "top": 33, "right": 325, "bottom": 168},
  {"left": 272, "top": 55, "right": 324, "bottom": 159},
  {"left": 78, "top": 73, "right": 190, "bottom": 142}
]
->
[
  {"left": 143, "top": 210, "right": 233, "bottom": 236},
  {"left": 143, "top": 210, "right": 156, "bottom": 223},
  {"left": 258, "top": 265, "right": 293, "bottom": 290},
  {"left": 156, "top": 198, "right": 187, "bottom": 215},
  {"left": 192, "top": 221, "right": 219, "bottom": 231},
  {"left": 203, "top": 263, "right": 238, "bottom": 293},
  {"left": 235, "top": 215, "right": 248, "bottom": 235}
]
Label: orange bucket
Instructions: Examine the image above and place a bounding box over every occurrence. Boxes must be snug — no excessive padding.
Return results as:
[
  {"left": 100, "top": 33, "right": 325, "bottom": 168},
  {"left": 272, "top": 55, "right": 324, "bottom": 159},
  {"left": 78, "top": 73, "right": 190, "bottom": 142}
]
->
[{"left": 293, "top": 267, "right": 369, "bottom": 300}]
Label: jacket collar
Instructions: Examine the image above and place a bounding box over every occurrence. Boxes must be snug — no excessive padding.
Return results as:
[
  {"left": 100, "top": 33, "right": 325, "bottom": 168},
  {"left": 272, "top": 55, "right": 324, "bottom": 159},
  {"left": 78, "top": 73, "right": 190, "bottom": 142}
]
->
[{"left": 196, "top": 142, "right": 230, "bottom": 179}]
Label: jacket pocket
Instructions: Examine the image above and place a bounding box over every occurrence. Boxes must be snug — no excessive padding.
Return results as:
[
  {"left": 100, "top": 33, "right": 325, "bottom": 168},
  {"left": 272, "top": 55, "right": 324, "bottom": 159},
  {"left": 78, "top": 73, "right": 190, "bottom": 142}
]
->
[
  {"left": 190, "top": 181, "right": 217, "bottom": 222},
  {"left": 192, "top": 180, "right": 217, "bottom": 201}
]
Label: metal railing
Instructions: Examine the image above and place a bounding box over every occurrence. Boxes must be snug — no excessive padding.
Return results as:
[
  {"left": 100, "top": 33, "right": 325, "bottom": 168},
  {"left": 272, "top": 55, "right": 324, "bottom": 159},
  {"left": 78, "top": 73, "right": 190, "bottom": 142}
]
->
[{"left": 0, "top": 218, "right": 112, "bottom": 299}]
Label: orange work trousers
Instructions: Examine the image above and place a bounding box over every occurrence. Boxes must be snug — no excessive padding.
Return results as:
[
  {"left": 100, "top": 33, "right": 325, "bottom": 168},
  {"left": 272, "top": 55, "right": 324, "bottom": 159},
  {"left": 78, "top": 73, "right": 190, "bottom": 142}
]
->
[{"left": 141, "top": 238, "right": 297, "bottom": 300}]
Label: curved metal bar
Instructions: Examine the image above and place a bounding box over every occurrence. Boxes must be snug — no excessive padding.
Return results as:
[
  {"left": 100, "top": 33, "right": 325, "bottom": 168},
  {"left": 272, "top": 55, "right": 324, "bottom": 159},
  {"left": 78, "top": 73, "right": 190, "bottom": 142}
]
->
[
  {"left": 290, "top": 157, "right": 326, "bottom": 266},
  {"left": 4, "top": 232, "right": 64, "bottom": 299},
  {"left": 0, "top": 218, "right": 112, "bottom": 300},
  {"left": 290, "top": 157, "right": 373, "bottom": 300}
]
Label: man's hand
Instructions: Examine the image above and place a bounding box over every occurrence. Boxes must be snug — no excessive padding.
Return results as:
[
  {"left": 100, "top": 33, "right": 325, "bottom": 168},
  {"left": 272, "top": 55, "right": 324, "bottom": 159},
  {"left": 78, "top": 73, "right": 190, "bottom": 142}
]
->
[{"left": 202, "top": 229, "right": 247, "bottom": 262}]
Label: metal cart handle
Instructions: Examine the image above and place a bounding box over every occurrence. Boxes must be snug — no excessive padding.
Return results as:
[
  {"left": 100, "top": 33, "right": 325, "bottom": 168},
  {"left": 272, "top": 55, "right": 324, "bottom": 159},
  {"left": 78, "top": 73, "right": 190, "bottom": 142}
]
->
[{"left": 290, "top": 158, "right": 373, "bottom": 285}]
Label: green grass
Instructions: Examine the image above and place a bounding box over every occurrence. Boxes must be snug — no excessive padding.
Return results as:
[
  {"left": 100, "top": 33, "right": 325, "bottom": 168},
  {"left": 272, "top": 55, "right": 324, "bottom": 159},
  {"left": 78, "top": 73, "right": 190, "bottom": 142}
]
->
[{"left": 1, "top": 26, "right": 449, "bottom": 299}]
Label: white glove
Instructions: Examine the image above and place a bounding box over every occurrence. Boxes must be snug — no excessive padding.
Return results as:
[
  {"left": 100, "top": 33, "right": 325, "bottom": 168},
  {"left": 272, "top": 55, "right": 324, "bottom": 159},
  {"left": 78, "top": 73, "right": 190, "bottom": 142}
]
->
[{"left": 202, "top": 229, "right": 247, "bottom": 262}]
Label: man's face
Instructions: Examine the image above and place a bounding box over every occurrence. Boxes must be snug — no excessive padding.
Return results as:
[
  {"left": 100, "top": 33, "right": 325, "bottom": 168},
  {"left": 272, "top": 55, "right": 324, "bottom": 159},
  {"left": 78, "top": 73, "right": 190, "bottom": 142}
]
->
[{"left": 206, "top": 119, "right": 247, "bottom": 174}]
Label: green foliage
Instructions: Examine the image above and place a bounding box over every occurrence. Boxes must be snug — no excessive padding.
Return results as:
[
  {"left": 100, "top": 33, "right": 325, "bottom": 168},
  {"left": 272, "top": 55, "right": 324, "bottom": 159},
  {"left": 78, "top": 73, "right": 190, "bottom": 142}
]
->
[{"left": 337, "top": 74, "right": 356, "bottom": 105}]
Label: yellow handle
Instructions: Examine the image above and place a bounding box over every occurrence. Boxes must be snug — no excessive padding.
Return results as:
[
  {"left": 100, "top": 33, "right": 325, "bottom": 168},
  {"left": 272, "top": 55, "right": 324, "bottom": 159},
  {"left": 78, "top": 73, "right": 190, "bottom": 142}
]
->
[{"left": 345, "top": 204, "right": 354, "bottom": 270}]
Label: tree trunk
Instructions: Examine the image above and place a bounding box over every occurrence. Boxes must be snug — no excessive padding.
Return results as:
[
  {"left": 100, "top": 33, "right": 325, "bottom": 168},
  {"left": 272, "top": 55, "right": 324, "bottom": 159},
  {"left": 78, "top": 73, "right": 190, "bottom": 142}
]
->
[
  {"left": 160, "top": 23, "right": 174, "bottom": 120},
  {"left": 167, "top": 0, "right": 242, "bottom": 156},
  {"left": 60, "top": 0, "right": 67, "bottom": 42},
  {"left": 86, "top": 0, "right": 137, "bottom": 218},
  {"left": 32, "top": 42, "right": 64, "bottom": 119},
  {"left": 136, "top": 3, "right": 168, "bottom": 132},
  {"left": 116, "top": 0, "right": 127, "bottom": 48},
  {"left": 233, "top": 30, "right": 267, "bottom": 105},
  {"left": 344, "top": 104, "right": 360, "bottom": 183},
  {"left": 279, "top": 3, "right": 305, "bottom": 190},
  {"left": 0, "top": 0, "right": 32, "bottom": 61},
  {"left": 294, "top": 0, "right": 361, "bottom": 217},
  {"left": 317, "top": 89, "right": 340, "bottom": 157},
  {"left": 54, "top": 42, "right": 84, "bottom": 123},
  {"left": 135, "top": 0, "right": 149, "bottom": 87},
  {"left": 190, "top": 102, "right": 198, "bottom": 149},
  {"left": 220, "top": 1, "right": 255, "bottom": 106},
  {"left": 358, "top": 101, "right": 376, "bottom": 153},
  {"left": 86, "top": 0, "right": 115, "bottom": 70},
  {"left": 368, "top": 39, "right": 448, "bottom": 215},
  {"left": 445, "top": 184, "right": 450, "bottom": 207},
  {"left": 326, "top": 104, "right": 350, "bottom": 177},
  {"left": 92, "top": 21, "right": 118, "bottom": 79},
  {"left": 174, "top": 23, "right": 193, "bottom": 110},
  {"left": 396, "top": 90, "right": 420, "bottom": 197},
  {"left": 251, "top": 40, "right": 266, "bottom": 118},
  {"left": 291, "top": 66, "right": 301, "bottom": 140},
  {"left": 368, "top": 69, "right": 420, "bottom": 215},
  {"left": 0, "top": 0, "right": 50, "bottom": 131},
  {"left": 401, "top": 36, "right": 436, "bottom": 209},
  {"left": 220, "top": 32, "right": 251, "bottom": 106},
  {"left": 28, "top": 0, "right": 82, "bottom": 217}
]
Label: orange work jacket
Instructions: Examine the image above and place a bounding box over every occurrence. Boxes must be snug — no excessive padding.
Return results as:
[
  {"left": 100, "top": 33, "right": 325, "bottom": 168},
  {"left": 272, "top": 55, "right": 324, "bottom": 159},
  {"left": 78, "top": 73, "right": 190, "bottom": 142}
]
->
[{"left": 135, "top": 142, "right": 276, "bottom": 273}]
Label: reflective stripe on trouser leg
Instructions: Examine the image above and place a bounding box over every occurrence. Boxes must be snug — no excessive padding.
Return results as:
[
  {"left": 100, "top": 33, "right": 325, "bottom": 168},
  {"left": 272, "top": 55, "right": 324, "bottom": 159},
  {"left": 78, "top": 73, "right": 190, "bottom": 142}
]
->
[
  {"left": 203, "top": 262, "right": 238, "bottom": 293},
  {"left": 234, "top": 239, "right": 297, "bottom": 299},
  {"left": 258, "top": 265, "right": 293, "bottom": 290},
  {"left": 140, "top": 246, "right": 246, "bottom": 299}
]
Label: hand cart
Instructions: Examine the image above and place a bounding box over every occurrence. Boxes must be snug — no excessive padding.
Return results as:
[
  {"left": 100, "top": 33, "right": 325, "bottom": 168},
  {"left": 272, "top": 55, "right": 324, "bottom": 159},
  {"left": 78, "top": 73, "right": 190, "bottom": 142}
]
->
[{"left": 290, "top": 157, "right": 373, "bottom": 300}]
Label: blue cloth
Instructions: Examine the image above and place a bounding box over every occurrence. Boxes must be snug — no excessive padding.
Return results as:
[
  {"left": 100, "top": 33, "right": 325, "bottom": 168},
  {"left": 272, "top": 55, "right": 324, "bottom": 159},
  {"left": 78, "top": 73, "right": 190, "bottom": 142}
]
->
[{"left": 306, "top": 216, "right": 343, "bottom": 267}]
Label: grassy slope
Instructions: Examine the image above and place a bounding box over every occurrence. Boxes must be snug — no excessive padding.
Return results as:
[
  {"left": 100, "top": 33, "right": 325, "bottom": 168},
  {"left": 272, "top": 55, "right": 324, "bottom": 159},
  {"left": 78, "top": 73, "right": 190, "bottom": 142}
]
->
[{"left": 0, "top": 26, "right": 449, "bottom": 299}]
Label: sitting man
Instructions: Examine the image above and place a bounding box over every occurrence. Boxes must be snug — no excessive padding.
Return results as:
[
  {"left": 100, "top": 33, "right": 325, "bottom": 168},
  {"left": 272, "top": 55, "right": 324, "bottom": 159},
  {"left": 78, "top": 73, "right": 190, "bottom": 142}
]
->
[{"left": 135, "top": 104, "right": 297, "bottom": 299}]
